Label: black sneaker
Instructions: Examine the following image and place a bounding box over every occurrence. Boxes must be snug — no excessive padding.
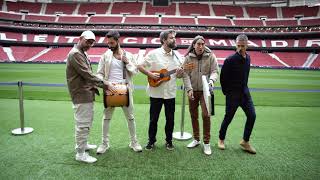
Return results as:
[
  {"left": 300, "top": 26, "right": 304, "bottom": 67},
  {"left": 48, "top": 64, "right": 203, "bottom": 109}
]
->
[
  {"left": 145, "top": 142, "right": 154, "bottom": 150},
  {"left": 165, "top": 142, "right": 174, "bottom": 151}
]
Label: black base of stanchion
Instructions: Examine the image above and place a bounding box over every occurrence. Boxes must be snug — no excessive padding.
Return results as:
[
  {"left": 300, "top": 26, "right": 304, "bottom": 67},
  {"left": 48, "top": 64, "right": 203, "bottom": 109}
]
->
[
  {"left": 11, "top": 127, "right": 34, "bottom": 135},
  {"left": 173, "top": 132, "right": 192, "bottom": 141}
]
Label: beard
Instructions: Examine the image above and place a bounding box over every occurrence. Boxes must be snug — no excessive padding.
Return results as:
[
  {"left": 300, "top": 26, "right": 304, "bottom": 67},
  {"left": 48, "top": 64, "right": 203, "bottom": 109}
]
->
[
  {"left": 167, "top": 41, "right": 176, "bottom": 49},
  {"left": 109, "top": 44, "right": 119, "bottom": 52}
]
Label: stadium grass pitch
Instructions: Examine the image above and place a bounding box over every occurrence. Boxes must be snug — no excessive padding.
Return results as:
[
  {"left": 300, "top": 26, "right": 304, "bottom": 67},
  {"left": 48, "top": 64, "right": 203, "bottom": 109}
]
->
[{"left": 0, "top": 63, "right": 319, "bottom": 179}]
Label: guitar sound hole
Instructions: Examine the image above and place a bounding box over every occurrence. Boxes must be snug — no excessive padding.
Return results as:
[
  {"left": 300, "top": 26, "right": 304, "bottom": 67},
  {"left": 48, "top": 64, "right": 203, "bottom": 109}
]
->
[{"left": 160, "top": 74, "right": 164, "bottom": 78}]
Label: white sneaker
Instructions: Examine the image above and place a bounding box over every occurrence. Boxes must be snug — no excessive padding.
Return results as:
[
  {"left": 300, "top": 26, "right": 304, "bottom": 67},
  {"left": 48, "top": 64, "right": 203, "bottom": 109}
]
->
[
  {"left": 187, "top": 140, "right": 200, "bottom": 148},
  {"left": 96, "top": 143, "right": 110, "bottom": 154},
  {"left": 203, "top": 143, "right": 212, "bottom": 155},
  {"left": 85, "top": 144, "right": 97, "bottom": 151},
  {"left": 129, "top": 141, "right": 142, "bottom": 152},
  {"left": 75, "top": 152, "right": 97, "bottom": 163},
  {"left": 74, "top": 143, "right": 97, "bottom": 151}
]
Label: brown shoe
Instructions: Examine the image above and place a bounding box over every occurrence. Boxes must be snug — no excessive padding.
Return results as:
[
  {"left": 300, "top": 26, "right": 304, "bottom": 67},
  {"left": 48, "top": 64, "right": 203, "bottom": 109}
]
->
[
  {"left": 218, "top": 140, "right": 225, "bottom": 150},
  {"left": 240, "top": 140, "right": 256, "bottom": 154}
]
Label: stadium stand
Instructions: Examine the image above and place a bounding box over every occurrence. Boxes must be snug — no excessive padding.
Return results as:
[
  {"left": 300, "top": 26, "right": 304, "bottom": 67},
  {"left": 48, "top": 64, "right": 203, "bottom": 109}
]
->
[
  {"left": 88, "top": 15, "right": 122, "bottom": 24},
  {"left": 11, "top": 46, "right": 47, "bottom": 62},
  {"left": 198, "top": 17, "right": 232, "bottom": 26},
  {"left": 212, "top": 5, "right": 243, "bottom": 17},
  {"left": 45, "top": 3, "right": 77, "bottom": 15},
  {"left": 273, "top": 52, "right": 311, "bottom": 67},
  {"left": 233, "top": 19, "right": 264, "bottom": 26},
  {"left": 249, "top": 51, "right": 285, "bottom": 67},
  {"left": 0, "top": 12, "right": 22, "bottom": 21},
  {"left": 111, "top": 2, "right": 143, "bottom": 15},
  {"left": 310, "top": 54, "right": 320, "bottom": 68},
  {"left": 161, "top": 17, "right": 195, "bottom": 25},
  {"left": 246, "top": 7, "right": 277, "bottom": 18},
  {"left": 0, "top": 46, "right": 10, "bottom": 62},
  {"left": 78, "top": 3, "right": 110, "bottom": 15},
  {"left": 124, "top": 16, "right": 158, "bottom": 25},
  {"left": 179, "top": 3, "right": 210, "bottom": 16},
  {"left": 301, "top": 18, "right": 320, "bottom": 26},
  {"left": 0, "top": 1, "right": 319, "bottom": 69},
  {"left": 265, "top": 19, "right": 298, "bottom": 26},
  {"left": 282, "top": 6, "right": 319, "bottom": 18},
  {"left": 145, "top": 2, "right": 176, "bottom": 15},
  {"left": 32, "top": 47, "right": 71, "bottom": 62},
  {"left": 57, "top": 15, "right": 87, "bottom": 23},
  {"left": 25, "top": 14, "right": 56, "bottom": 22},
  {"left": 6, "top": 1, "right": 41, "bottom": 14}
]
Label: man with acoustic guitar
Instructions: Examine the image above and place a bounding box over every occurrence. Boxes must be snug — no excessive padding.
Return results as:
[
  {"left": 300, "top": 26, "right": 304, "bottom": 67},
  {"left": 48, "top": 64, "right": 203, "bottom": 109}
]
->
[
  {"left": 182, "top": 35, "right": 219, "bottom": 156},
  {"left": 96, "top": 30, "right": 142, "bottom": 154},
  {"left": 138, "top": 29, "right": 186, "bottom": 151}
]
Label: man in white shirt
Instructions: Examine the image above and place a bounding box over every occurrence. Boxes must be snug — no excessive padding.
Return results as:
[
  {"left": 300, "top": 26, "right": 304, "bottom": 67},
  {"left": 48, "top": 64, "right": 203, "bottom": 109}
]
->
[
  {"left": 138, "top": 29, "right": 185, "bottom": 151},
  {"left": 96, "top": 30, "right": 142, "bottom": 154}
]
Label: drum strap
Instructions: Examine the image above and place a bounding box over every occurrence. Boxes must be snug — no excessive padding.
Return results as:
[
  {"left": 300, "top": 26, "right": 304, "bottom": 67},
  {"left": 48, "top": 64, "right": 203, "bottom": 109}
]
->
[{"left": 123, "top": 51, "right": 127, "bottom": 81}]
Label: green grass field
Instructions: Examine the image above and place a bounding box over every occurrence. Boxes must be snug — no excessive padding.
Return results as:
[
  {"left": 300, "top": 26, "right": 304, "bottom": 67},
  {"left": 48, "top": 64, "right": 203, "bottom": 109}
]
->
[{"left": 0, "top": 63, "right": 320, "bottom": 179}]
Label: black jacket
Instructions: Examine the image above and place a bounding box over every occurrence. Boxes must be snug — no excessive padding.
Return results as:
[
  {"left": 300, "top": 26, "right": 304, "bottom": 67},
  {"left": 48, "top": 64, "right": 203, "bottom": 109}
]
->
[{"left": 220, "top": 52, "right": 251, "bottom": 96}]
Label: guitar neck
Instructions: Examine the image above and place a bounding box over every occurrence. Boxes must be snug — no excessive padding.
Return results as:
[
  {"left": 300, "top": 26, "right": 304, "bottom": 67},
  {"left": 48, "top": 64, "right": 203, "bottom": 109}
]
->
[{"left": 162, "top": 69, "right": 177, "bottom": 77}]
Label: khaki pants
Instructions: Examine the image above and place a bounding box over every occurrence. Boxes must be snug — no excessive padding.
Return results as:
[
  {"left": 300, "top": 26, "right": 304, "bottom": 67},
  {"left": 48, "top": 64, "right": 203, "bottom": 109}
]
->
[{"left": 73, "top": 102, "right": 94, "bottom": 153}]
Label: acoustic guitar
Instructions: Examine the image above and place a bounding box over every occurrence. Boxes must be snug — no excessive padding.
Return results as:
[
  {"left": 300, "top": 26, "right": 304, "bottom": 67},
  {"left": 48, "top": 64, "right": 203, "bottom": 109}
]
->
[{"left": 148, "top": 63, "right": 194, "bottom": 87}]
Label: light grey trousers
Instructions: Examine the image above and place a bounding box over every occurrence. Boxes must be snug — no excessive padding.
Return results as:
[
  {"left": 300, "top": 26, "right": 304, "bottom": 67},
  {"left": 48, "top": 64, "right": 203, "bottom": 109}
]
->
[
  {"left": 73, "top": 102, "right": 94, "bottom": 153},
  {"left": 102, "top": 105, "right": 138, "bottom": 144}
]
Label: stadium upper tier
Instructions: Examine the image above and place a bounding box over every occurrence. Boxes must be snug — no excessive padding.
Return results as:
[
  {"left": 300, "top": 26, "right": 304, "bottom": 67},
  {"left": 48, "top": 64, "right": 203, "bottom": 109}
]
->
[
  {"left": 2, "top": 1, "right": 319, "bottom": 18},
  {"left": 0, "top": 1, "right": 319, "bottom": 69},
  {"left": 0, "top": 46, "right": 318, "bottom": 69},
  {"left": 0, "top": 11, "right": 319, "bottom": 34},
  {"left": 0, "top": 31, "right": 319, "bottom": 68},
  {"left": 1, "top": 2, "right": 319, "bottom": 33}
]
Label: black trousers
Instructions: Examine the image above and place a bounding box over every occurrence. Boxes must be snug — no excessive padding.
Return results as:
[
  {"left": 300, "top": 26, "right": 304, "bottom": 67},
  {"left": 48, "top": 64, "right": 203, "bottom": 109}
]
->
[
  {"left": 219, "top": 93, "right": 256, "bottom": 142},
  {"left": 148, "top": 97, "right": 175, "bottom": 144}
]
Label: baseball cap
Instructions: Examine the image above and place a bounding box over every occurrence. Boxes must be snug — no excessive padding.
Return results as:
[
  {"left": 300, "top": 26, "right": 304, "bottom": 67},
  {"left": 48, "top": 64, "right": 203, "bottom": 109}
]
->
[{"left": 81, "top": 30, "right": 96, "bottom": 41}]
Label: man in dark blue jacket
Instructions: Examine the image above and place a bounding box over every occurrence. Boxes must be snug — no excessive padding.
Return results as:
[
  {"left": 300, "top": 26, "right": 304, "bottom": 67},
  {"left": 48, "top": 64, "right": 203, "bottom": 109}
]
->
[{"left": 218, "top": 34, "right": 257, "bottom": 154}]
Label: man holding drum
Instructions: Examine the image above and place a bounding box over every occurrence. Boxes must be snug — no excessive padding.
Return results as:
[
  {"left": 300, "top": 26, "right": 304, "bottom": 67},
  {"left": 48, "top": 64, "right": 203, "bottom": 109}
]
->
[
  {"left": 96, "top": 30, "right": 142, "bottom": 154},
  {"left": 66, "top": 30, "right": 108, "bottom": 163}
]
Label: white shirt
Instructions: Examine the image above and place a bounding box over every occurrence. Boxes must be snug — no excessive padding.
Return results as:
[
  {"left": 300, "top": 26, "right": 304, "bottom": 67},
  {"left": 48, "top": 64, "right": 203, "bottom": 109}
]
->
[
  {"left": 140, "top": 47, "right": 182, "bottom": 99},
  {"left": 108, "top": 56, "right": 124, "bottom": 83}
]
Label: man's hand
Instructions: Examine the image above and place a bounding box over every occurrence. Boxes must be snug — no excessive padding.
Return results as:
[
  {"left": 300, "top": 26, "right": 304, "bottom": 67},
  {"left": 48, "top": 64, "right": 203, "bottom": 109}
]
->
[
  {"left": 176, "top": 67, "right": 184, "bottom": 78},
  {"left": 148, "top": 72, "right": 160, "bottom": 80},
  {"left": 209, "top": 79, "right": 215, "bottom": 88},
  {"left": 122, "top": 55, "right": 129, "bottom": 64},
  {"left": 107, "top": 83, "right": 117, "bottom": 94},
  {"left": 187, "top": 90, "right": 194, "bottom": 100},
  {"left": 209, "top": 79, "right": 215, "bottom": 94}
]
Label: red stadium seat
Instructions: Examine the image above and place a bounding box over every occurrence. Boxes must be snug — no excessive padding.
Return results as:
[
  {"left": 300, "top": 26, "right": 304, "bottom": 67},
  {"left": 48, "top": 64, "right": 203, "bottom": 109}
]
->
[
  {"left": 145, "top": 2, "right": 176, "bottom": 15},
  {"left": 78, "top": 3, "right": 110, "bottom": 15},
  {"left": 179, "top": 3, "right": 210, "bottom": 16},
  {"left": 7, "top": 1, "right": 41, "bottom": 14}
]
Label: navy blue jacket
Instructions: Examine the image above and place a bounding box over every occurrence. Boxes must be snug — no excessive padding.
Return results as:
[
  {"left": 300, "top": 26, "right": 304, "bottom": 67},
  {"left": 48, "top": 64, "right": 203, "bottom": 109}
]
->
[{"left": 220, "top": 52, "right": 251, "bottom": 96}]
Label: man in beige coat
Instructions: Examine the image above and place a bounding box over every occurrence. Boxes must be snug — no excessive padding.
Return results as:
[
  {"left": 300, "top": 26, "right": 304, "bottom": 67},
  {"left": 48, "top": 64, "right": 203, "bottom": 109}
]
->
[
  {"left": 66, "top": 30, "right": 107, "bottom": 163},
  {"left": 96, "top": 30, "right": 142, "bottom": 154},
  {"left": 182, "top": 35, "right": 219, "bottom": 155}
]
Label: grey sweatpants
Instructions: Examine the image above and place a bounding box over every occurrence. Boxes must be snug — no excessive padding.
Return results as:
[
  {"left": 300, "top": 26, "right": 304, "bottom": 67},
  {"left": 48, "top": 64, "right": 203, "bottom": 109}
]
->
[{"left": 73, "top": 102, "right": 94, "bottom": 153}]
